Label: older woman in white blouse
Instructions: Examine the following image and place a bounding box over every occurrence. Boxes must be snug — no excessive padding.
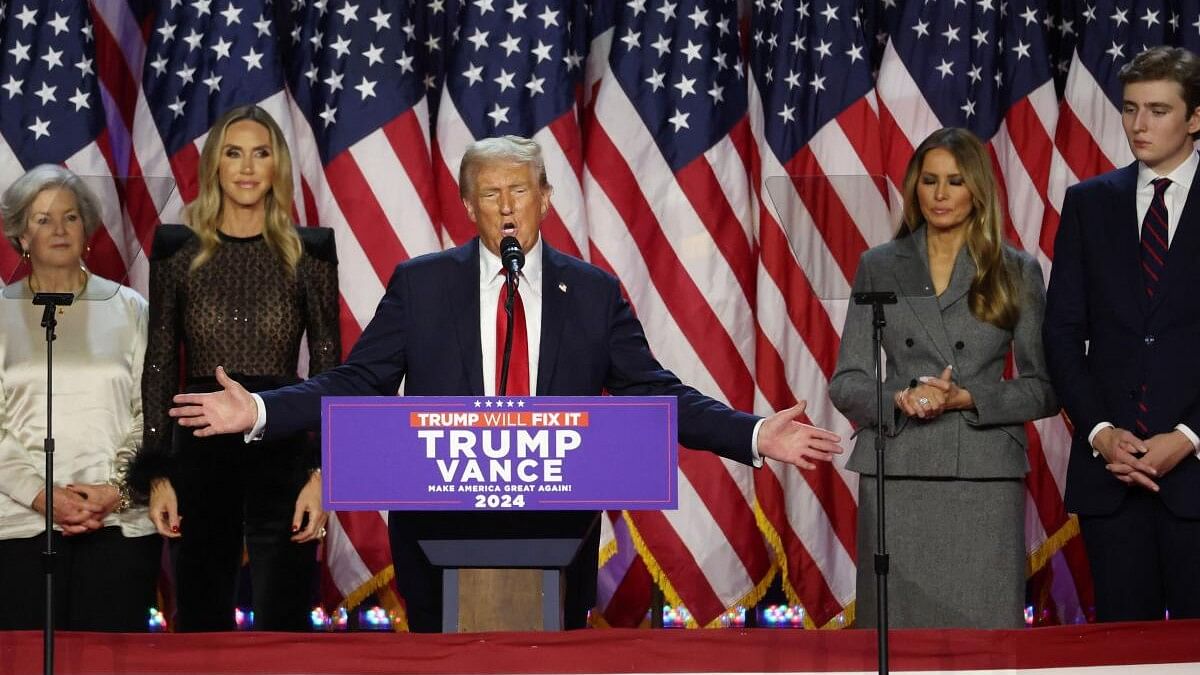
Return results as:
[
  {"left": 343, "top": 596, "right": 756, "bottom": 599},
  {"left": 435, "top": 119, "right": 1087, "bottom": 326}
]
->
[{"left": 0, "top": 165, "right": 158, "bottom": 631}]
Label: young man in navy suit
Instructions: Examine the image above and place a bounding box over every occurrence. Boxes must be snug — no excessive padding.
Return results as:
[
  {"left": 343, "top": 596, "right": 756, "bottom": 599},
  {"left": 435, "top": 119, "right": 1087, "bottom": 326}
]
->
[
  {"left": 166, "top": 135, "right": 843, "bottom": 631},
  {"left": 1045, "top": 47, "right": 1200, "bottom": 622}
]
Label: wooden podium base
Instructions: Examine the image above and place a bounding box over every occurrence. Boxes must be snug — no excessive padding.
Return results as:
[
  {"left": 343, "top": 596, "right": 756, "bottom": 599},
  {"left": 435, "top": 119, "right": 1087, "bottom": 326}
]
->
[{"left": 455, "top": 569, "right": 554, "bottom": 632}]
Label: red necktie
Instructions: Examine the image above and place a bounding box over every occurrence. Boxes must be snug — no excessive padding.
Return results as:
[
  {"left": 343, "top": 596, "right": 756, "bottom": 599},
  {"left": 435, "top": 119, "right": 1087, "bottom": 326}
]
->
[
  {"left": 1135, "top": 178, "right": 1170, "bottom": 437},
  {"left": 495, "top": 276, "right": 529, "bottom": 396}
]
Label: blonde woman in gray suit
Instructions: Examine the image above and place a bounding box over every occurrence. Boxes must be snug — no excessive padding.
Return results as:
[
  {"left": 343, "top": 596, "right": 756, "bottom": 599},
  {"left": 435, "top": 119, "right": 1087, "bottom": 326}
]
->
[{"left": 830, "top": 128, "right": 1057, "bottom": 629}]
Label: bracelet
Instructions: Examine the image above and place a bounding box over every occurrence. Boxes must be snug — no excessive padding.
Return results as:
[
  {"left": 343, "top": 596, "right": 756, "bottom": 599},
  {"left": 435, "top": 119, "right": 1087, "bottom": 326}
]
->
[{"left": 107, "top": 477, "right": 132, "bottom": 514}]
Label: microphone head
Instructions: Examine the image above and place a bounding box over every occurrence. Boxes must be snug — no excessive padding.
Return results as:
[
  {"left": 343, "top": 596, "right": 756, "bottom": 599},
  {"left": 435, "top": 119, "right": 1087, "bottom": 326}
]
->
[{"left": 499, "top": 235, "right": 524, "bottom": 272}]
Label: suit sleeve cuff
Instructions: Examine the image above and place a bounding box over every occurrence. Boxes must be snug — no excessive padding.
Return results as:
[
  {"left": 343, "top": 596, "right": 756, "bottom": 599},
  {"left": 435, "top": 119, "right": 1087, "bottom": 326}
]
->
[
  {"left": 245, "top": 393, "right": 267, "bottom": 443},
  {"left": 1175, "top": 424, "right": 1200, "bottom": 458},
  {"left": 1089, "top": 422, "right": 1113, "bottom": 458},
  {"left": 749, "top": 418, "right": 764, "bottom": 468}
]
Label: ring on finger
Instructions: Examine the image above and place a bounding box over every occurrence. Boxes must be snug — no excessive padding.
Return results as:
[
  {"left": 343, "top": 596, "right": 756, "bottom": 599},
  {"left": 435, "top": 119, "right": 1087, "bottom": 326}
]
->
[
  {"left": 917, "top": 397, "right": 930, "bottom": 407},
  {"left": 317, "top": 527, "right": 327, "bottom": 538}
]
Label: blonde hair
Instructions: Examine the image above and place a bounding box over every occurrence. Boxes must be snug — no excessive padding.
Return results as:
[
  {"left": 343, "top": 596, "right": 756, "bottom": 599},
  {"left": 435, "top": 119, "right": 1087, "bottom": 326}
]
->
[
  {"left": 900, "top": 127, "right": 1020, "bottom": 330},
  {"left": 458, "top": 135, "right": 548, "bottom": 199},
  {"left": 185, "top": 105, "right": 301, "bottom": 272}
]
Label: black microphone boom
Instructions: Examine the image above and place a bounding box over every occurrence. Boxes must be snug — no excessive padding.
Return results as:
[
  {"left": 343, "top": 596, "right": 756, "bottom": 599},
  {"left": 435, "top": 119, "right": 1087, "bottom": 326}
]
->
[{"left": 499, "top": 235, "right": 525, "bottom": 276}]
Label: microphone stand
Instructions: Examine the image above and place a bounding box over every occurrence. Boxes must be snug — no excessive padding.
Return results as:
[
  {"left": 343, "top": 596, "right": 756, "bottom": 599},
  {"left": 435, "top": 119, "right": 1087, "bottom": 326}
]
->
[
  {"left": 33, "top": 291, "right": 74, "bottom": 675},
  {"left": 853, "top": 290, "right": 896, "bottom": 675},
  {"left": 497, "top": 271, "right": 519, "bottom": 396}
]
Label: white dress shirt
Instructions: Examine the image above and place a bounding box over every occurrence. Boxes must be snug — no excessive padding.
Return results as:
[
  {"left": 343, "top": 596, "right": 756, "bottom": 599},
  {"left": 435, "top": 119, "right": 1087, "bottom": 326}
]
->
[{"left": 1089, "top": 152, "right": 1200, "bottom": 456}]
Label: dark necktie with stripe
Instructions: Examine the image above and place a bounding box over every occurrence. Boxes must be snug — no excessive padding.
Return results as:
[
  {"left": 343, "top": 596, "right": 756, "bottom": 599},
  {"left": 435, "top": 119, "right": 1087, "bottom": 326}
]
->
[
  {"left": 1135, "top": 177, "right": 1170, "bottom": 437},
  {"left": 1140, "top": 177, "right": 1171, "bottom": 300}
]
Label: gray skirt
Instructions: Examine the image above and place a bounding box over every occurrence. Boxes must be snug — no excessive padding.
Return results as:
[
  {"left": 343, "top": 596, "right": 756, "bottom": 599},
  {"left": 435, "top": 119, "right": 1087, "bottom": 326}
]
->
[{"left": 855, "top": 475, "right": 1025, "bottom": 629}]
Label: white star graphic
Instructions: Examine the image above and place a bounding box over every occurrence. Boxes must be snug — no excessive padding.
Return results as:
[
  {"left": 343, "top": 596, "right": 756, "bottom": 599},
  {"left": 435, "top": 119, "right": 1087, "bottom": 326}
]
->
[
  {"left": 820, "top": 3, "right": 838, "bottom": 22},
  {"left": 651, "top": 34, "right": 671, "bottom": 57},
  {"left": 220, "top": 2, "right": 242, "bottom": 24},
  {"left": 525, "top": 76, "right": 545, "bottom": 96},
  {"left": 913, "top": 19, "right": 930, "bottom": 38},
  {"left": 506, "top": 0, "right": 527, "bottom": 21},
  {"left": 681, "top": 39, "right": 703, "bottom": 63},
  {"left": 627, "top": 0, "right": 647, "bottom": 16},
  {"left": 620, "top": 28, "right": 641, "bottom": 50},
  {"left": 784, "top": 69, "right": 802, "bottom": 89},
  {"left": 474, "top": 0, "right": 494, "bottom": 14},
  {"left": 1105, "top": 40, "right": 1124, "bottom": 61},
  {"left": 41, "top": 46, "right": 64, "bottom": 70},
  {"left": 15, "top": 5, "right": 37, "bottom": 29},
  {"left": 961, "top": 99, "right": 976, "bottom": 117},
  {"left": 688, "top": 6, "right": 708, "bottom": 28},
  {"left": 1012, "top": 40, "right": 1031, "bottom": 59},
  {"left": 538, "top": 6, "right": 559, "bottom": 28},
  {"left": 202, "top": 73, "right": 222, "bottom": 91},
  {"left": 463, "top": 63, "right": 484, "bottom": 85},
  {"left": 176, "top": 65, "right": 196, "bottom": 85},
  {"left": 972, "top": 27, "right": 989, "bottom": 47},
  {"left": 28, "top": 116, "right": 50, "bottom": 139},
  {"left": 1020, "top": 6, "right": 1037, "bottom": 26},
  {"left": 370, "top": 8, "right": 391, "bottom": 31},
  {"left": 1, "top": 76, "right": 23, "bottom": 99},
  {"left": 192, "top": 0, "right": 212, "bottom": 17},
  {"left": 254, "top": 14, "right": 271, "bottom": 37},
  {"left": 210, "top": 36, "right": 233, "bottom": 60},
  {"left": 331, "top": 35, "right": 352, "bottom": 58},
  {"left": 34, "top": 82, "right": 57, "bottom": 105},
  {"left": 645, "top": 68, "right": 665, "bottom": 91},
  {"left": 467, "top": 28, "right": 489, "bottom": 50},
  {"left": 494, "top": 68, "right": 516, "bottom": 92},
  {"left": 318, "top": 104, "right": 337, "bottom": 127},
  {"left": 674, "top": 74, "right": 696, "bottom": 98},
  {"left": 337, "top": 2, "right": 359, "bottom": 23},
  {"left": 157, "top": 22, "right": 175, "bottom": 42},
  {"left": 935, "top": 58, "right": 954, "bottom": 78},
  {"left": 846, "top": 44, "right": 864, "bottom": 63},
  {"left": 487, "top": 103, "right": 510, "bottom": 125},
  {"left": 364, "top": 43, "right": 385, "bottom": 66},
  {"left": 668, "top": 108, "right": 690, "bottom": 131},
  {"left": 354, "top": 76, "right": 377, "bottom": 100},
  {"left": 968, "top": 65, "right": 982, "bottom": 83},
  {"left": 814, "top": 39, "right": 833, "bottom": 59},
  {"left": 1141, "top": 8, "right": 1159, "bottom": 27},
  {"left": 167, "top": 97, "right": 186, "bottom": 118},
  {"left": 48, "top": 12, "right": 70, "bottom": 35},
  {"left": 243, "top": 47, "right": 264, "bottom": 70},
  {"left": 942, "top": 24, "right": 960, "bottom": 44},
  {"left": 1111, "top": 8, "right": 1128, "bottom": 27},
  {"left": 657, "top": 1, "right": 677, "bottom": 21},
  {"left": 707, "top": 82, "right": 724, "bottom": 103},
  {"left": 7, "top": 41, "right": 30, "bottom": 65},
  {"left": 809, "top": 73, "right": 826, "bottom": 92},
  {"left": 183, "top": 28, "right": 203, "bottom": 51},
  {"left": 150, "top": 54, "right": 168, "bottom": 76},
  {"left": 396, "top": 53, "right": 415, "bottom": 73},
  {"left": 68, "top": 88, "right": 90, "bottom": 111},
  {"left": 778, "top": 103, "right": 796, "bottom": 123},
  {"left": 499, "top": 33, "right": 521, "bottom": 56},
  {"left": 532, "top": 40, "right": 552, "bottom": 63},
  {"left": 324, "top": 70, "right": 344, "bottom": 92}
]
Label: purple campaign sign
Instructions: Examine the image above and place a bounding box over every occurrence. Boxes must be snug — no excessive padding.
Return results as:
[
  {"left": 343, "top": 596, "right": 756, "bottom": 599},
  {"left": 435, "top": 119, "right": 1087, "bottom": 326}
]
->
[{"left": 322, "top": 396, "right": 678, "bottom": 511}]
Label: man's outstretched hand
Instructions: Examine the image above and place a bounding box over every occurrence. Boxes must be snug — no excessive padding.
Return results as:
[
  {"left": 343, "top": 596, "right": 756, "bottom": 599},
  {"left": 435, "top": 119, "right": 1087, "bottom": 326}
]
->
[
  {"left": 757, "top": 401, "right": 844, "bottom": 470},
  {"left": 170, "top": 366, "right": 258, "bottom": 437}
]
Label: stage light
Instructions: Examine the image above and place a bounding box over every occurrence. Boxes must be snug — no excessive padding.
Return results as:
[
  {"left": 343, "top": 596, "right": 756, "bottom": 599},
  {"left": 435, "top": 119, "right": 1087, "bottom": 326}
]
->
[
  {"left": 310, "top": 606, "right": 350, "bottom": 631},
  {"left": 235, "top": 608, "right": 255, "bottom": 630},
  {"left": 359, "top": 605, "right": 395, "bottom": 630},
  {"left": 147, "top": 608, "right": 167, "bottom": 632},
  {"left": 759, "top": 604, "right": 806, "bottom": 627}
]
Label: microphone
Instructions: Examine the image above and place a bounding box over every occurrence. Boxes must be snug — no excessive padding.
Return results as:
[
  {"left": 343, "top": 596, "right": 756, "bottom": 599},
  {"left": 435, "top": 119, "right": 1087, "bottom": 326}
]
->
[{"left": 500, "top": 234, "right": 524, "bottom": 277}]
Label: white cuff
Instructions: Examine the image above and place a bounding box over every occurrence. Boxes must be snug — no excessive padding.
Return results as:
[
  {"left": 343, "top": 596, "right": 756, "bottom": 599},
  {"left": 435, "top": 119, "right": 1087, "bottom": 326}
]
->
[
  {"left": 1175, "top": 424, "right": 1200, "bottom": 459},
  {"left": 245, "top": 393, "right": 267, "bottom": 443},
  {"left": 1088, "top": 422, "right": 1114, "bottom": 458},
  {"left": 749, "top": 418, "right": 764, "bottom": 468}
]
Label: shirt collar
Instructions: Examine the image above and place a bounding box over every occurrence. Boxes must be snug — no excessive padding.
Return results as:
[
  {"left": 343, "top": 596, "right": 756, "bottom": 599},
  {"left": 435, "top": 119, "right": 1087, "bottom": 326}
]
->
[
  {"left": 1138, "top": 150, "right": 1199, "bottom": 190},
  {"left": 479, "top": 236, "right": 542, "bottom": 290}
]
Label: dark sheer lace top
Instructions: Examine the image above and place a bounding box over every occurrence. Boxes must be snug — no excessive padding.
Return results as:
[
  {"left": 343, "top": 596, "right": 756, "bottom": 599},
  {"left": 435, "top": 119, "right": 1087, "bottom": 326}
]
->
[{"left": 132, "top": 225, "right": 339, "bottom": 492}]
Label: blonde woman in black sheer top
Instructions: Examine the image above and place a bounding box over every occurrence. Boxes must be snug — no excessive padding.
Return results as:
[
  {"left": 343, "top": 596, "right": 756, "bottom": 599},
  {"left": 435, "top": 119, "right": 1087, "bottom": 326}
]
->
[{"left": 130, "top": 105, "right": 340, "bottom": 631}]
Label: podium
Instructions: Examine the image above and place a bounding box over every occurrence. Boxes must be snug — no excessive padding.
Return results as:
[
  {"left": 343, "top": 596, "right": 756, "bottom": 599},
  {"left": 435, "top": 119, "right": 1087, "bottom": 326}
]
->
[{"left": 322, "top": 396, "right": 678, "bottom": 632}]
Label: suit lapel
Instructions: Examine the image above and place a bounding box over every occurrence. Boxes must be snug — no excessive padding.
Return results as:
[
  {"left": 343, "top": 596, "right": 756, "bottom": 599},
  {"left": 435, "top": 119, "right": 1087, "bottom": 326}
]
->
[
  {"left": 537, "top": 244, "right": 567, "bottom": 395},
  {"left": 892, "top": 228, "right": 954, "bottom": 365},
  {"left": 450, "top": 239, "right": 485, "bottom": 395},
  {"left": 1163, "top": 160, "right": 1200, "bottom": 313},
  {"left": 1108, "top": 164, "right": 1149, "bottom": 318}
]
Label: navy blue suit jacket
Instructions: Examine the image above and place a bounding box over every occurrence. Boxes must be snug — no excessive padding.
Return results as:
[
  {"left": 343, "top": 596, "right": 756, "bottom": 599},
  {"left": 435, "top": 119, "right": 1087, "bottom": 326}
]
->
[
  {"left": 1045, "top": 162, "right": 1200, "bottom": 518},
  {"left": 261, "top": 238, "right": 759, "bottom": 465}
]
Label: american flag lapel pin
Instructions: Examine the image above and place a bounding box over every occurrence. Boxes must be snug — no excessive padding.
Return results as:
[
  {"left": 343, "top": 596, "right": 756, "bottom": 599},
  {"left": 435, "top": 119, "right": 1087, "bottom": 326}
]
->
[{"left": 558, "top": 282, "right": 567, "bottom": 293}]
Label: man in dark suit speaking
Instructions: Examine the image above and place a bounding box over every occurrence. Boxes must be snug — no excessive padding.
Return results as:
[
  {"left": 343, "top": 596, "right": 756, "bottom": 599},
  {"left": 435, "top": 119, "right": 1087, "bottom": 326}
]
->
[{"left": 168, "top": 135, "right": 843, "bottom": 631}]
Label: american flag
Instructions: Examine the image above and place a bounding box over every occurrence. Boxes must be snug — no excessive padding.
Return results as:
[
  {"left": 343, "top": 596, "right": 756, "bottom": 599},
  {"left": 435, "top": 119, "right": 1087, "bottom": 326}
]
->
[{"left": 14, "top": 0, "right": 1200, "bottom": 629}]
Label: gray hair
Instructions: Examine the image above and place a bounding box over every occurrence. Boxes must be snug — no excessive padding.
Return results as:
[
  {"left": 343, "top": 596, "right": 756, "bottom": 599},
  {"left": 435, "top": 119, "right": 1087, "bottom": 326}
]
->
[
  {"left": 458, "top": 135, "right": 549, "bottom": 198},
  {"left": 1, "top": 164, "right": 103, "bottom": 254}
]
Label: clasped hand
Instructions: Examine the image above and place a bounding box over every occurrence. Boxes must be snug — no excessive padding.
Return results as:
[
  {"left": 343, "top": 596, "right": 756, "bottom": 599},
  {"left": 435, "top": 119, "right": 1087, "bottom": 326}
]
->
[
  {"left": 895, "top": 366, "right": 967, "bottom": 420},
  {"left": 1094, "top": 427, "right": 1194, "bottom": 492},
  {"left": 31, "top": 484, "right": 117, "bottom": 535}
]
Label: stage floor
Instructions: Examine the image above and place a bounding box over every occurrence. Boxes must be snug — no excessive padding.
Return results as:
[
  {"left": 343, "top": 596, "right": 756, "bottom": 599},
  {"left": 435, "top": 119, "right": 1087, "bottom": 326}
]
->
[{"left": 2, "top": 621, "right": 1199, "bottom": 674}]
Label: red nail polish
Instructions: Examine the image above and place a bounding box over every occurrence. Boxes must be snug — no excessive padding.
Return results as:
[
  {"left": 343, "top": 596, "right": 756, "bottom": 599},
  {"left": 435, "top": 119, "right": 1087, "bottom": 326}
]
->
[
  {"left": 171, "top": 525, "right": 179, "bottom": 533},
  {"left": 292, "top": 525, "right": 299, "bottom": 532}
]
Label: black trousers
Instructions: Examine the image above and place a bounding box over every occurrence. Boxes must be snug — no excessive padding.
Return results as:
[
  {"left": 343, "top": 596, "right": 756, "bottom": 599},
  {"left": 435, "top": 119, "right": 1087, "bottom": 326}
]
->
[
  {"left": 172, "top": 426, "right": 316, "bottom": 632},
  {"left": 388, "top": 510, "right": 601, "bottom": 632},
  {"left": 0, "top": 526, "right": 160, "bottom": 631},
  {"left": 1079, "top": 487, "right": 1200, "bottom": 622}
]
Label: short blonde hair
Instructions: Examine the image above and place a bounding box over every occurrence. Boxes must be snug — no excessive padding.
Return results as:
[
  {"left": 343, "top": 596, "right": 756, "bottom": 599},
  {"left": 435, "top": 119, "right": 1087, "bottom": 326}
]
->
[
  {"left": 458, "top": 135, "right": 549, "bottom": 198},
  {"left": 1, "top": 164, "right": 103, "bottom": 255}
]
